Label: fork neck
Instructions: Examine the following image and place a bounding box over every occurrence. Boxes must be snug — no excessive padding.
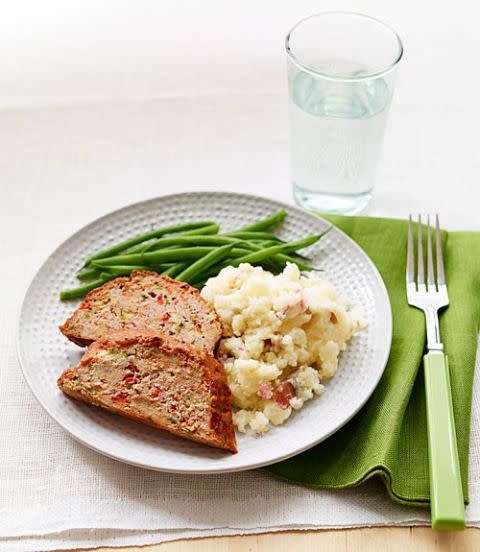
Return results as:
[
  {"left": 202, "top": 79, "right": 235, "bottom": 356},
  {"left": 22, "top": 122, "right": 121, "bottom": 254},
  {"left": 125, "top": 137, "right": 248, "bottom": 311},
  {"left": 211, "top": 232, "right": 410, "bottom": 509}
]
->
[{"left": 425, "top": 306, "right": 443, "bottom": 352}]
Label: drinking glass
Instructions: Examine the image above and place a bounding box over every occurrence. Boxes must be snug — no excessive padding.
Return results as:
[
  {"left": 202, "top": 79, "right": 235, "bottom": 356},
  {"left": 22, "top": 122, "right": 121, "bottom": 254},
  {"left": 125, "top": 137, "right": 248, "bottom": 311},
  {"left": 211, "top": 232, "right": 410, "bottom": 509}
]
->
[{"left": 286, "top": 12, "right": 403, "bottom": 214}]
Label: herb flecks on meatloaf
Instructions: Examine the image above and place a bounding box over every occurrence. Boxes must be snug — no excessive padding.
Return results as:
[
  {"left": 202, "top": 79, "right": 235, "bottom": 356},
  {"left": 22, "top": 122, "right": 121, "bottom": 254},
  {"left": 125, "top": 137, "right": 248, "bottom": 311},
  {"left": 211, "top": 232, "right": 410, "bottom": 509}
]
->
[
  {"left": 60, "top": 271, "right": 222, "bottom": 353},
  {"left": 57, "top": 329, "right": 237, "bottom": 453}
]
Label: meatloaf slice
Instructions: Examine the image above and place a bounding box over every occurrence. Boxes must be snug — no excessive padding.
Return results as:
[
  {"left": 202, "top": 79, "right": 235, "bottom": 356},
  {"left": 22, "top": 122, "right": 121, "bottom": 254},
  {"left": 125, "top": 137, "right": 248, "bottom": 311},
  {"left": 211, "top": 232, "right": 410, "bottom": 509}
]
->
[
  {"left": 58, "top": 329, "right": 237, "bottom": 453},
  {"left": 60, "top": 270, "right": 221, "bottom": 353}
]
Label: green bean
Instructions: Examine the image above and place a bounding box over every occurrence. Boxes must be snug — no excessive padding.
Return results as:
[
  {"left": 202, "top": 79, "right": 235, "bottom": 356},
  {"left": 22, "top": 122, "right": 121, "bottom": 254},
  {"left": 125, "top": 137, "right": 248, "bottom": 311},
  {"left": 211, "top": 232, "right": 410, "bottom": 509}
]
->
[
  {"left": 176, "top": 243, "right": 236, "bottom": 283},
  {"left": 290, "top": 252, "right": 311, "bottom": 261},
  {"left": 197, "top": 238, "right": 319, "bottom": 282},
  {"left": 92, "top": 247, "right": 214, "bottom": 267},
  {"left": 77, "top": 241, "right": 159, "bottom": 278},
  {"left": 291, "top": 227, "right": 331, "bottom": 260},
  {"left": 60, "top": 278, "right": 109, "bottom": 300},
  {"left": 224, "top": 231, "right": 283, "bottom": 241},
  {"left": 141, "top": 238, "right": 258, "bottom": 255},
  {"left": 160, "top": 265, "right": 179, "bottom": 277},
  {"left": 98, "top": 272, "right": 117, "bottom": 280},
  {"left": 92, "top": 246, "right": 253, "bottom": 267},
  {"left": 62, "top": 212, "right": 329, "bottom": 301},
  {"left": 181, "top": 223, "right": 220, "bottom": 236},
  {"left": 141, "top": 242, "right": 164, "bottom": 253},
  {"left": 64, "top": 261, "right": 192, "bottom": 300},
  {"left": 237, "top": 240, "right": 316, "bottom": 268},
  {"left": 275, "top": 227, "right": 330, "bottom": 263},
  {"left": 141, "top": 224, "right": 220, "bottom": 252},
  {"left": 234, "top": 209, "right": 287, "bottom": 233},
  {"left": 133, "top": 224, "right": 219, "bottom": 253},
  {"left": 274, "top": 255, "right": 321, "bottom": 272},
  {"left": 224, "top": 235, "right": 322, "bottom": 267},
  {"left": 83, "top": 221, "right": 215, "bottom": 266},
  {"left": 76, "top": 267, "right": 101, "bottom": 282},
  {"left": 161, "top": 262, "right": 190, "bottom": 278},
  {"left": 134, "top": 235, "right": 243, "bottom": 252},
  {"left": 98, "top": 264, "right": 163, "bottom": 276},
  {"left": 122, "top": 240, "right": 160, "bottom": 255},
  {"left": 102, "top": 264, "right": 149, "bottom": 272},
  {"left": 77, "top": 258, "right": 172, "bottom": 280},
  {"left": 199, "top": 254, "right": 311, "bottom": 282},
  {"left": 62, "top": 261, "right": 187, "bottom": 300},
  {"left": 253, "top": 240, "right": 280, "bottom": 248}
]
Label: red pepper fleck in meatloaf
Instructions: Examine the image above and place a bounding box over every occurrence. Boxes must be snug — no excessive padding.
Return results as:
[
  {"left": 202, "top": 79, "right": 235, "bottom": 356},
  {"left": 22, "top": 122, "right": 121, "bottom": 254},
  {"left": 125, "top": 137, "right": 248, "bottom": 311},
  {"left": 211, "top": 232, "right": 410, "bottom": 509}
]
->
[
  {"left": 59, "top": 271, "right": 222, "bottom": 353},
  {"left": 57, "top": 329, "right": 237, "bottom": 453}
]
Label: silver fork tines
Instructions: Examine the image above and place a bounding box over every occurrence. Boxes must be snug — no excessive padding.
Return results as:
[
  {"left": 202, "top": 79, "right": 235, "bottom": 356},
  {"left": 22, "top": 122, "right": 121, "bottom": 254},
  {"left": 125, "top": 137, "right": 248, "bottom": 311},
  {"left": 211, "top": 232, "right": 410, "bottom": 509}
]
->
[
  {"left": 407, "top": 214, "right": 449, "bottom": 352},
  {"left": 435, "top": 214, "right": 446, "bottom": 285},
  {"left": 426, "top": 216, "right": 435, "bottom": 288},
  {"left": 417, "top": 214, "right": 424, "bottom": 287}
]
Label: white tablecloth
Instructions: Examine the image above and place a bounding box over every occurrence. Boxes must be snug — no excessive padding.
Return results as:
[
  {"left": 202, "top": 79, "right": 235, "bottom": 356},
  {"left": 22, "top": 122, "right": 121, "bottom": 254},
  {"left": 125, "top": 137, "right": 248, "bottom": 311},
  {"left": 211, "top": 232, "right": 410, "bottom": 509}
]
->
[
  {"left": 1, "top": 96, "right": 479, "bottom": 552},
  {"left": 1, "top": 1, "right": 479, "bottom": 549}
]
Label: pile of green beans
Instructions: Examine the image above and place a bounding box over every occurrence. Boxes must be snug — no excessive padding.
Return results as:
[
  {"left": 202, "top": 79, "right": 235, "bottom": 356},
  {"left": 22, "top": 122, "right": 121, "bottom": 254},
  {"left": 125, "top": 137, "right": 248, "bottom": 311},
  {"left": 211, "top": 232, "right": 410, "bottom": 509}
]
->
[{"left": 60, "top": 209, "right": 330, "bottom": 300}]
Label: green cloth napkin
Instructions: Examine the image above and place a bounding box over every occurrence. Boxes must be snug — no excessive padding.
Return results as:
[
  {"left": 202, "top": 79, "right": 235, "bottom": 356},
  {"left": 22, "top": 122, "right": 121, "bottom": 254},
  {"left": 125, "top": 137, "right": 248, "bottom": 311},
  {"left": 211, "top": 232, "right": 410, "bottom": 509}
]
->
[{"left": 267, "top": 215, "right": 480, "bottom": 507}]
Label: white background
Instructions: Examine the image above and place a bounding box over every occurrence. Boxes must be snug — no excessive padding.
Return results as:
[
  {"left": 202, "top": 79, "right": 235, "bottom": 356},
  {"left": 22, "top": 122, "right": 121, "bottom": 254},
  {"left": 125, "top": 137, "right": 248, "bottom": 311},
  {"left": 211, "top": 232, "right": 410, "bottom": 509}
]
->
[
  {"left": 1, "top": 1, "right": 479, "bottom": 549},
  {"left": 0, "top": 0, "right": 478, "bottom": 234},
  {"left": 1, "top": 0, "right": 478, "bottom": 107}
]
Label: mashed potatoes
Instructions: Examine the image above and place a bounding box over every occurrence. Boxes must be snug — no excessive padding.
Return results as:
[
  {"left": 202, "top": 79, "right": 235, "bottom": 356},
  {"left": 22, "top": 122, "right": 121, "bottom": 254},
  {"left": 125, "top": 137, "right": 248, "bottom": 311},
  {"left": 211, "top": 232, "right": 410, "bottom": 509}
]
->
[{"left": 201, "top": 263, "right": 362, "bottom": 434}]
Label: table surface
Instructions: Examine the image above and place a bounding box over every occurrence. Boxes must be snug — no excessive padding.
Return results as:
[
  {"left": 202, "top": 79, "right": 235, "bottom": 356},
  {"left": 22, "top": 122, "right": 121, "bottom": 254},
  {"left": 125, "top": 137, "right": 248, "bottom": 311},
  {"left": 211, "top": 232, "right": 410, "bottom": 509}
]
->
[
  {"left": 2, "top": 1, "right": 479, "bottom": 549},
  {"left": 83, "top": 528, "right": 479, "bottom": 551},
  {"left": 17, "top": 96, "right": 473, "bottom": 549},
  {"left": 4, "top": 96, "right": 479, "bottom": 548}
]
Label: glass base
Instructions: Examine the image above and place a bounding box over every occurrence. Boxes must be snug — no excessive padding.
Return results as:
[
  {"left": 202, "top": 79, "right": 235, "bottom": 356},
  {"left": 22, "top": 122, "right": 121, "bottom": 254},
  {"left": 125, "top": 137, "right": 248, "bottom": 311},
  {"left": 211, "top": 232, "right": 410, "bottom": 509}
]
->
[{"left": 293, "top": 185, "right": 372, "bottom": 215}]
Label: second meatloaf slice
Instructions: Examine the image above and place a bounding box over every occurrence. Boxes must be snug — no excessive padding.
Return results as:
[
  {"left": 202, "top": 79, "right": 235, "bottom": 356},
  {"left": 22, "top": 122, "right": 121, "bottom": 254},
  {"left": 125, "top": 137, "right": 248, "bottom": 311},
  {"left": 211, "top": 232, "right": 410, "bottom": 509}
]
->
[
  {"left": 58, "top": 329, "right": 237, "bottom": 453},
  {"left": 60, "top": 270, "right": 221, "bottom": 352}
]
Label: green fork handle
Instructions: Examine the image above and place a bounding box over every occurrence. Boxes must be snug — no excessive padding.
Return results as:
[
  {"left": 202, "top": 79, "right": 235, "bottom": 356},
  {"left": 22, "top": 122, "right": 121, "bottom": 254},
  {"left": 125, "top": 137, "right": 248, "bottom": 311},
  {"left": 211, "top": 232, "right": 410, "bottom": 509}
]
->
[{"left": 424, "top": 352, "right": 465, "bottom": 530}]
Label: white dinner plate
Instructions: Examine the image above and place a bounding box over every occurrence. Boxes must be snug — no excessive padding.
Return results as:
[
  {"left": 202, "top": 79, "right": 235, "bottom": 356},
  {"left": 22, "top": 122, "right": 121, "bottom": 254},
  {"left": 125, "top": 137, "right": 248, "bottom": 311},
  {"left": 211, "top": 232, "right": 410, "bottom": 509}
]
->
[{"left": 18, "top": 192, "right": 392, "bottom": 473}]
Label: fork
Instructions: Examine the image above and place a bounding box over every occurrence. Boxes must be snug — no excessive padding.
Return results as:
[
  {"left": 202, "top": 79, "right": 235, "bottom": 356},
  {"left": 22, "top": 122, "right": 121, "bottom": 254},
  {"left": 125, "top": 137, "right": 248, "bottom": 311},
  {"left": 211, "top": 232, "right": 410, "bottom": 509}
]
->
[{"left": 407, "top": 214, "right": 465, "bottom": 530}]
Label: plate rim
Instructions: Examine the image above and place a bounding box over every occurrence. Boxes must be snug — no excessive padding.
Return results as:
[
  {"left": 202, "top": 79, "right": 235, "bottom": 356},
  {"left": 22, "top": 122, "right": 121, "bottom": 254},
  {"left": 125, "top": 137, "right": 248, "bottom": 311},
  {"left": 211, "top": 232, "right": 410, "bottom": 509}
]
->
[{"left": 17, "top": 191, "right": 392, "bottom": 474}]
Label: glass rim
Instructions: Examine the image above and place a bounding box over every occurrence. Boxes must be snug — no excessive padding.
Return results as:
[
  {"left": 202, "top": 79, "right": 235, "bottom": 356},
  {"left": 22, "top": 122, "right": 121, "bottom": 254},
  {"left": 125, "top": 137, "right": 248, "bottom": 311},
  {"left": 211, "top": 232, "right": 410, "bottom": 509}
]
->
[{"left": 285, "top": 11, "right": 404, "bottom": 82}]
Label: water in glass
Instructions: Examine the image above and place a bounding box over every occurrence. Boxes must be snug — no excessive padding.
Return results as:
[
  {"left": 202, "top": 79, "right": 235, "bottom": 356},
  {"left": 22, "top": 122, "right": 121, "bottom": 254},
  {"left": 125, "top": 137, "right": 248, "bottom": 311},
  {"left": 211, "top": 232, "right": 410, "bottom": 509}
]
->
[{"left": 289, "top": 62, "right": 391, "bottom": 214}]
